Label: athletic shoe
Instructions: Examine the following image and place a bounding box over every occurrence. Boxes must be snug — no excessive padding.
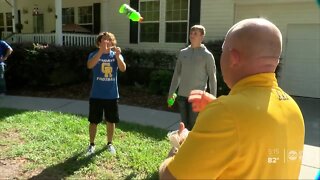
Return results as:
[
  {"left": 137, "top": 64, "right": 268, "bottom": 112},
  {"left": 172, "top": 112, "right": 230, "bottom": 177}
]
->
[
  {"left": 87, "top": 145, "right": 95, "bottom": 155},
  {"left": 107, "top": 144, "right": 116, "bottom": 155}
]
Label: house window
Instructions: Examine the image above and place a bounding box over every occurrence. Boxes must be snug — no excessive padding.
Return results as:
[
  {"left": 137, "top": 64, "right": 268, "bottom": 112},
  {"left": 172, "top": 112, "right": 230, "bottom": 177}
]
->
[
  {"left": 140, "top": 0, "right": 160, "bottom": 42},
  {"left": 62, "top": 7, "right": 75, "bottom": 24},
  {"left": 165, "top": 0, "right": 188, "bottom": 43},
  {"left": 78, "top": 6, "right": 93, "bottom": 32},
  {"left": 0, "top": 13, "right": 4, "bottom": 33},
  {"left": 5, "top": 12, "right": 13, "bottom": 32}
]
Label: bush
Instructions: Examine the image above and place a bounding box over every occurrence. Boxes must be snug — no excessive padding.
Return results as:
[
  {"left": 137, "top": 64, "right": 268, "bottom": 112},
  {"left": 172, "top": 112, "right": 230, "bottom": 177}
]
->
[
  {"left": 6, "top": 42, "right": 235, "bottom": 98},
  {"left": 6, "top": 44, "right": 177, "bottom": 93},
  {"left": 204, "top": 39, "right": 230, "bottom": 96},
  {"left": 6, "top": 43, "right": 94, "bottom": 89},
  {"left": 119, "top": 49, "right": 176, "bottom": 88},
  {"left": 122, "top": 49, "right": 176, "bottom": 69},
  {"left": 148, "top": 69, "right": 173, "bottom": 95}
]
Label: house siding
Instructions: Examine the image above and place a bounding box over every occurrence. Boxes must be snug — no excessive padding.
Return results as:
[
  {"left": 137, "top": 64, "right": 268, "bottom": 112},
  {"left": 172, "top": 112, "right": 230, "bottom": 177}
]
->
[
  {"left": 234, "top": 1, "right": 320, "bottom": 52},
  {"left": 201, "top": 0, "right": 234, "bottom": 42},
  {"left": 1, "top": 0, "right": 319, "bottom": 53},
  {"left": 101, "top": 0, "right": 129, "bottom": 47},
  {"left": 0, "top": 0, "right": 101, "bottom": 34}
]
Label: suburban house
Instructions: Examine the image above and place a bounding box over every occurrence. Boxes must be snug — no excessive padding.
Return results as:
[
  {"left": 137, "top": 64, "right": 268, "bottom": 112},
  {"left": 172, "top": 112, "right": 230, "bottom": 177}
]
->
[{"left": 1, "top": 0, "right": 319, "bottom": 98}]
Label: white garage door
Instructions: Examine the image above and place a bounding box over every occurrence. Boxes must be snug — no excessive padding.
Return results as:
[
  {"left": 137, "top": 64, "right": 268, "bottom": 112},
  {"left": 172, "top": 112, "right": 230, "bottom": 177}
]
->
[{"left": 281, "top": 24, "right": 320, "bottom": 98}]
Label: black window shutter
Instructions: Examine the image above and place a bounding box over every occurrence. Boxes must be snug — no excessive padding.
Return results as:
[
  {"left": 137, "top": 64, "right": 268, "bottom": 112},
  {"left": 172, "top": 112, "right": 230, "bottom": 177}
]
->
[
  {"left": 189, "top": 0, "right": 201, "bottom": 30},
  {"left": 93, "top": 3, "right": 101, "bottom": 34},
  {"left": 130, "top": 0, "right": 139, "bottom": 44}
]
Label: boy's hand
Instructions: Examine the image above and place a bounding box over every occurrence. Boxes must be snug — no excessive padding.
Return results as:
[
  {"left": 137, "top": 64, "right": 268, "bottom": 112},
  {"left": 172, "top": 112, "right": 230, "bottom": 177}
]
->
[{"left": 114, "top": 47, "right": 122, "bottom": 57}]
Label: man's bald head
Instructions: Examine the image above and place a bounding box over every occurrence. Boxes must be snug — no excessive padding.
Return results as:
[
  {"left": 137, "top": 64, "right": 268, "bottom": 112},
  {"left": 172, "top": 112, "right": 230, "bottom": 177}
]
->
[
  {"left": 221, "top": 18, "right": 283, "bottom": 88},
  {"left": 225, "top": 18, "right": 282, "bottom": 60}
]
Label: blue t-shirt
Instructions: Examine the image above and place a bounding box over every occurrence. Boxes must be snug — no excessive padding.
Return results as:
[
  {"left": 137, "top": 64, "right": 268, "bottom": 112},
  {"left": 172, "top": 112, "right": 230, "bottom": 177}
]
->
[
  {"left": 88, "top": 50, "right": 123, "bottom": 99},
  {"left": 0, "top": 40, "right": 12, "bottom": 65}
]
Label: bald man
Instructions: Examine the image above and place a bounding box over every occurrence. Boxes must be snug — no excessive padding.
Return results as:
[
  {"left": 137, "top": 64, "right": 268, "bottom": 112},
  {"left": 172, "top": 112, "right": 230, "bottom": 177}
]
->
[{"left": 159, "top": 18, "right": 305, "bottom": 179}]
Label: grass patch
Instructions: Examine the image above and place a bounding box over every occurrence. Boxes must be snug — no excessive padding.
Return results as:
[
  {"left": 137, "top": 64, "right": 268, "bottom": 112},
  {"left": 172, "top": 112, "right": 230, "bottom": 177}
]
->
[{"left": 0, "top": 108, "right": 170, "bottom": 179}]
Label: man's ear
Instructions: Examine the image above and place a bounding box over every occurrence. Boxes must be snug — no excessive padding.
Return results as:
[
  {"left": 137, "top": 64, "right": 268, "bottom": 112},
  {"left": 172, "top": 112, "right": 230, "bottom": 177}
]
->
[{"left": 230, "top": 49, "right": 240, "bottom": 67}]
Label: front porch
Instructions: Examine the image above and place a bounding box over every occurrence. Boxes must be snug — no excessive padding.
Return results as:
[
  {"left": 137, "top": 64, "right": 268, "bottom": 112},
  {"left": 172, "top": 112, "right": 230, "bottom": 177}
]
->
[{"left": 1, "top": 32, "right": 96, "bottom": 47}]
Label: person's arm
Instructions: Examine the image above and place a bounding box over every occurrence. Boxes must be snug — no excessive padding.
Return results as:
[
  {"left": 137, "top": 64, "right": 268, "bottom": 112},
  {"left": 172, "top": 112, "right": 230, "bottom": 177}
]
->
[
  {"left": 168, "top": 53, "right": 182, "bottom": 100},
  {"left": 87, "top": 49, "right": 103, "bottom": 69},
  {"left": 188, "top": 90, "right": 216, "bottom": 112},
  {"left": 206, "top": 53, "right": 217, "bottom": 96},
  {"left": 114, "top": 47, "right": 126, "bottom": 72},
  {"left": 159, "top": 156, "right": 176, "bottom": 180},
  {"left": 159, "top": 122, "right": 186, "bottom": 180},
  {"left": 3, "top": 47, "right": 13, "bottom": 61},
  {"left": 159, "top": 103, "right": 238, "bottom": 179},
  {"left": 0, "top": 43, "right": 13, "bottom": 61}
]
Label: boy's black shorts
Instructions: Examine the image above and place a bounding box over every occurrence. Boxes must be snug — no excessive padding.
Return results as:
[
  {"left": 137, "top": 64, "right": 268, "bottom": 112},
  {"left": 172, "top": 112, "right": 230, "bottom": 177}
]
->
[{"left": 88, "top": 98, "right": 119, "bottom": 124}]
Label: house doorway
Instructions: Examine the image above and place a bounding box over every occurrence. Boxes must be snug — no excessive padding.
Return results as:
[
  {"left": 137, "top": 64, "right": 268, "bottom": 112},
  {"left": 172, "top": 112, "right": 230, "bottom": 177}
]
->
[{"left": 33, "top": 14, "right": 44, "bottom": 33}]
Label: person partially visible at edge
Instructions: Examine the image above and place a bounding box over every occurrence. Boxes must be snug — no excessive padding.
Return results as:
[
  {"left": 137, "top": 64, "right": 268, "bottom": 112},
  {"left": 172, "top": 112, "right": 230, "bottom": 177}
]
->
[
  {"left": 167, "top": 25, "right": 217, "bottom": 130},
  {"left": 86, "top": 32, "right": 126, "bottom": 155},
  {"left": 159, "top": 18, "right": 305, "bottom": 179},
  {"left": 0, "top": 40, "right": 13, "bottom": 95}
]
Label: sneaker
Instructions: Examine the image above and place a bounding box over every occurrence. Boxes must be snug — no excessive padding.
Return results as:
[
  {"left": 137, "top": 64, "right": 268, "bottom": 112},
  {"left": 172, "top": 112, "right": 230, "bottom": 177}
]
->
[
  {"left": 107, "top": 144, "right": 116, "bottom": 155},
  {"left": 87, "top": 145, "right": 95, "bottom": 155}
]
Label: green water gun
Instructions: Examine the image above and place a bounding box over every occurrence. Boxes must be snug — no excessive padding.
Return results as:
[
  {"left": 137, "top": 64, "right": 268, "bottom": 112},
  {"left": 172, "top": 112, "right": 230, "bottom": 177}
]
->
[
  {"left": 168, "top": 93, "right": 177, "bottom": 107},
  {"left": 119, "top": 4, "right": 143, "bottom": 22}
]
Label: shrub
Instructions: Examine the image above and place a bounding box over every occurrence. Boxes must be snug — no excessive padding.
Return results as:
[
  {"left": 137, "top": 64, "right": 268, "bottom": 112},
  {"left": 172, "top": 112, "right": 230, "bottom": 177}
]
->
[
  {"left": 204, "top": 39, "right": 230, "bottom": 96},
  {"left": 6, "top": 43, "right": 94, "bottom": 89},
  {"left": 122, "top": 49, "right": 176, "bottom": 69},
  {"left": 119, "top": 49, "right": 176, "bottom": 87},
  {"left": 6, "top": 42, "right": 237, "bottom": 98},
  {"left": 148, "top": 69, "right": 173, "bottom": 95}
]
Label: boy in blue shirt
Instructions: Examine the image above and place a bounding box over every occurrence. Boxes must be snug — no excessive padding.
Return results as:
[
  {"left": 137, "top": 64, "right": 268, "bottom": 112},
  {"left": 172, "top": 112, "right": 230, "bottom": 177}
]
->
[{"left": 87, "top": 32, "right": 126, "bottom": 155}]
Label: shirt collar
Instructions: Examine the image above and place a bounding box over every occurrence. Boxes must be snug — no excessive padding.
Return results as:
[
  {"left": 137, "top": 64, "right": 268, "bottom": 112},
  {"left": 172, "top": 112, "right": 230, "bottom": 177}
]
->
[{"left": 229, "top": 73, "right": 278, "bottom": 95}]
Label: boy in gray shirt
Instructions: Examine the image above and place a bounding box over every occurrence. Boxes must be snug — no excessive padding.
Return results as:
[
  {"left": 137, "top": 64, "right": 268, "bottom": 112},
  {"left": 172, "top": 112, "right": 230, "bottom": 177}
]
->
[{"left": 168, "top": 25, "right": 217, "bottom": 130}]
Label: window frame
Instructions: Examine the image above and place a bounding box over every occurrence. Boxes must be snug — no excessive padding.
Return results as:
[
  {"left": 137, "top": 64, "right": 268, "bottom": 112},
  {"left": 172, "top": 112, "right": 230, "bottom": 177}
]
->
[
  {"left": 138, "top": 0, "right": 190, "bottom": 44},
  {"left": 165, "top": 0, "right": 189, "bottom": 43},
  {"left": 77, "top": 6, "right": 93, "bottom": 33},
  {"left": 0, "top": 13, "right": 4, "bottom": 32},
  {"left": 5, "top": 12, "right": 13, "bottom": 32},
  {"left": 62, "top": 7, "right": 75, "bottom": 25},
  {"left": 78, "top": 6, "right": 93, "bottom": 25},
  {"left": 139, "top": 0, "right": 161, "bottom": 43}
]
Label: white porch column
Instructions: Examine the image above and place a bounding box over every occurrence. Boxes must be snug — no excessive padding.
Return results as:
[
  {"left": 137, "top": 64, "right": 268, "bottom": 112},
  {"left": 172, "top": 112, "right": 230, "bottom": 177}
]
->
[
  {"left": 11, "top": 0, "right": 18, "bottom": 33},
  {"left": 55, "top": 0, "right": 63, "bottom": 45},
  {"left": 101, "top": 0, "right": 108, "bottom": 31}
]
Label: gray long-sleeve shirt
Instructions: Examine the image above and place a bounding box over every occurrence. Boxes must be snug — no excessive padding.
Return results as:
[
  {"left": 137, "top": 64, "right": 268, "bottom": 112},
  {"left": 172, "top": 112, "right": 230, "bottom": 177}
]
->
[{"left": 168, "top": 44, "right": 217, "bottom": 98}]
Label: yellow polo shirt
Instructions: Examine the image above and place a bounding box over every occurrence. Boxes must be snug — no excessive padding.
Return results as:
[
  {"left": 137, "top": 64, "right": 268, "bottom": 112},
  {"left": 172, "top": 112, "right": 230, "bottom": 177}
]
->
[{"left": 167, "top": 73, "right": 305, "bottom": 179}]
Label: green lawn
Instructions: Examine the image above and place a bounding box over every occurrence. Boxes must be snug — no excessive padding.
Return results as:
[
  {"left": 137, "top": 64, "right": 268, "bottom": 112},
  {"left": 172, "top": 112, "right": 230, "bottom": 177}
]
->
[{"left": 0, "top": 108, "right": 170, "bottom": 179}]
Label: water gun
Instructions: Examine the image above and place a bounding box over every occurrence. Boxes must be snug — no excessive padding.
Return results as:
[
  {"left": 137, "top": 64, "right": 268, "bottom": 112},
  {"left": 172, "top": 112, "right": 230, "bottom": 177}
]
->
[
  {"left": 119, "top": 4, "right": 143, "bottom": 22},
  {"left": 168, "top": 93, "right": 177, "bottom": 107}
]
